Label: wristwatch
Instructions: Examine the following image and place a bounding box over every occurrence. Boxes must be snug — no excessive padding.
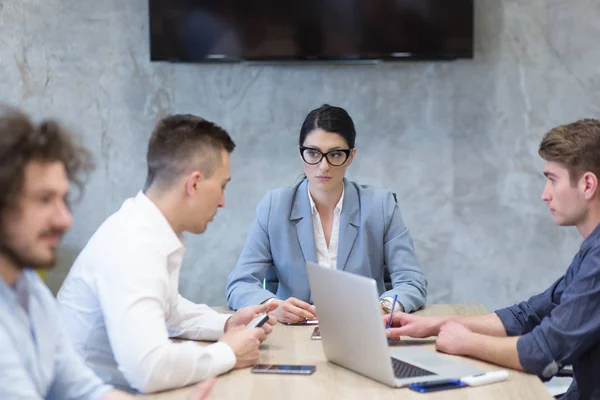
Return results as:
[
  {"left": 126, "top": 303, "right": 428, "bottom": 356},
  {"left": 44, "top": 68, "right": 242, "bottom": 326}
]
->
[{"left": 380, "top": 297, "right": 403, "bottom": 314}]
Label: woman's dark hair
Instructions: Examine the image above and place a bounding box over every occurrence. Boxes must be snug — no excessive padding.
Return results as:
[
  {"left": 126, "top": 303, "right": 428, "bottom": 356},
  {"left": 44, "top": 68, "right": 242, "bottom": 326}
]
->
[{"left": 299, "top": 104, "right": 356, "bottom": 148}]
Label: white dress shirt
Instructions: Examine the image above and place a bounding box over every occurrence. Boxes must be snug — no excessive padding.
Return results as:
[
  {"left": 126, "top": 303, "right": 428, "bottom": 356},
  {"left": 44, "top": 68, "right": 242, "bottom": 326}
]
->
[
  {"left": 57, "top": 191, "right": 235, "bottom": 394},
  {"left": 308, "top": 186, "right": 344, "bottom": 269}
]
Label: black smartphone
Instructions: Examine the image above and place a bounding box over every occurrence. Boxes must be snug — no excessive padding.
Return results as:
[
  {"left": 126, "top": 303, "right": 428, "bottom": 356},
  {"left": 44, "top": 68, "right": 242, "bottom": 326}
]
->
[
  {"left": 246, "top": 313, "right": 269, "bottom": 329},
  {"left": 251, "top": 364, "right": 316, "bottom": 375},
  {"left": 283, "top": 319, "right": 319, "bottom": 326},
  {"left": 408, "top": 379, "right": 467, "bottom": 393}
]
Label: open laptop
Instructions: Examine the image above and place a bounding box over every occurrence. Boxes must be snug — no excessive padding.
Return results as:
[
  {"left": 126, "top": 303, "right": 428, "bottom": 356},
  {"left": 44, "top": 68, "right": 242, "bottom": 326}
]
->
[{"left": 306, "top": 262, "right": 484, "bottom": 387}]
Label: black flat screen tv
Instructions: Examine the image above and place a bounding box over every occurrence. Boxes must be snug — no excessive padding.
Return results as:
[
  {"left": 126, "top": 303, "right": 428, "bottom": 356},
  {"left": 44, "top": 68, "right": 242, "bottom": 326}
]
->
[{"left": 149, "top": 0, "right": 474, "bottom": 62}]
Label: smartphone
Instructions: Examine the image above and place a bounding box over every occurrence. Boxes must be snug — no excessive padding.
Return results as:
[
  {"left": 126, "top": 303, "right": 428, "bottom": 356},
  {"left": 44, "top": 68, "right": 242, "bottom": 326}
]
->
[
  {"left": 251, "top": 364, "right": 316, "bottom": 375},
  {"left": 246, "top": 313, "right": 269, "bottom": 329},
  {"left": 311, "top": 326, "right": 321, "bottom": 340},
  {"left": 283, "top": 319, "right": 319, "bottom": 326},
  {"left": 408, "top": 379, "right": 467, "bottom": 393}
]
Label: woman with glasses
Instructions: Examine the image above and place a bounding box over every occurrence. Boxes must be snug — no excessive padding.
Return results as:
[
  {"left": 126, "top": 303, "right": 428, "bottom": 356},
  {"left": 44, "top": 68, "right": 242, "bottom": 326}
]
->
[{"left": 226, "top": 104, "right": 427, "bottom": 323}]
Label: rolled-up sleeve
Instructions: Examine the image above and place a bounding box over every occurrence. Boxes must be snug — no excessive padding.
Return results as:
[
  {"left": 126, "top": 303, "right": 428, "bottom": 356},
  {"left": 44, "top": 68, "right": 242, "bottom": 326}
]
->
[
  {"left": 510, "top": 249, "right": 600, "bottom": 378},
  {"left": 495, "top": 277, "right": 562, "bottom": 336}
]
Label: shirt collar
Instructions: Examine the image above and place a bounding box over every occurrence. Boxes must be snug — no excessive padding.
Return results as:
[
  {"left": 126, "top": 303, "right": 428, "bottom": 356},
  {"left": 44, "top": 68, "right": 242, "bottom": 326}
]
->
[
  {"left": 307, "top": 185, "right": 344, "bottom": 215},
  {"left": 580, "top": 221, "right": 600, "bottom": 253},
  {"left": 133, "top": 191, "right": 184, "bottom": 255},
  {"left": 0, "top": 270, "right": 30, "bottom": 311}
]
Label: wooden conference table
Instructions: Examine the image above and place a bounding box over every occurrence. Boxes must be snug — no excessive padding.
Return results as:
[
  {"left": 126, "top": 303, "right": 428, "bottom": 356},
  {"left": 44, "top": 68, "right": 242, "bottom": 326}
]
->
[{"left": 140, "top": 304, "right": 552, "bottom": 399}]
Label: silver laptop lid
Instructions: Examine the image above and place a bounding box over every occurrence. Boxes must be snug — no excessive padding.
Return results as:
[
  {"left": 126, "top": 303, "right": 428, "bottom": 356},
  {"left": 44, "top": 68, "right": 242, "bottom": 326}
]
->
[
  {"left": 306, "top": 262, "right": 397, "bottom": 387},
  {"left": 307, "top": 262, "right": 485, "bottom": 387}
]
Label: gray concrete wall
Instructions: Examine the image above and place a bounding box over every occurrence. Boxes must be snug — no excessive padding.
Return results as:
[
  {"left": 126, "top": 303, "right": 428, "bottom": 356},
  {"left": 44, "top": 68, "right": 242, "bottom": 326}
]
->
[{"left": 2, "top": 0, "right": 598, "bottom": 310}]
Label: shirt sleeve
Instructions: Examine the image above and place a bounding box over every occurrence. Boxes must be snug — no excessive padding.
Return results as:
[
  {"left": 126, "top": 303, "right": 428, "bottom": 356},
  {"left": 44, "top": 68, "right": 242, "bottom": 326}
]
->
[
  {"left": 48, "top": 325, "right": 113, "bottom": 400},
  {"left": 0, "top": 326, "right": 44, "bottom": 400},
  {"left": 167, "top": 295, "right": 231, "bottom": 341},
  {"left": 96, "top": 242, "right": 236, "bottom": 394},
  {"left": 512, "top": 248, "right": 600, "bottom": 379},
  {"left": 495, "top": 276, "right": 563, "bottom": 336},
  {"left": 382, "top": 192, "right": 428, "bottom": 312},
  {"left": 226, "top": 191, "right": 278, "bottom": 310}
]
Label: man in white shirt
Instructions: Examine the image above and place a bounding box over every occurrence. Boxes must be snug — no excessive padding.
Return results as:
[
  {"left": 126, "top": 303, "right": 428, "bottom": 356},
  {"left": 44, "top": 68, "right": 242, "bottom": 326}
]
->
[
  {"left": 0, "top": 105, "right": 214, "bottom": 400},
  {"left": 58, "top": 114, "right": 277, "bottom": 394}
]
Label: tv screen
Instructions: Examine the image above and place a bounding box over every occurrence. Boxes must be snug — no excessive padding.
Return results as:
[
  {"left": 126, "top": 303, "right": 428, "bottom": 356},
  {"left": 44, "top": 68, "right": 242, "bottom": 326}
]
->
[{"left": 149, "top": 0, "right": 474, "bottom": 62}]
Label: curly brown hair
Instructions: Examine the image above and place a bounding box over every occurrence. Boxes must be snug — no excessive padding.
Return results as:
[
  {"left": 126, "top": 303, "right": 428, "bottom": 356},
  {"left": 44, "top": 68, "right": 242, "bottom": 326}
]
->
[{"left": 0, "top": 105, "right": 94, "bottom": 213}]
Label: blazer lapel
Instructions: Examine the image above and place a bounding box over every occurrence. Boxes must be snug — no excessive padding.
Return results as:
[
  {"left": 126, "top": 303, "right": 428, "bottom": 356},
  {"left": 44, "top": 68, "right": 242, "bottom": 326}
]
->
[
  {"left": 337, "top": 179, "right": 360, "bottom": 270},
  {"left": 290, "top": 179, "right": 318, "bottom": 264}
]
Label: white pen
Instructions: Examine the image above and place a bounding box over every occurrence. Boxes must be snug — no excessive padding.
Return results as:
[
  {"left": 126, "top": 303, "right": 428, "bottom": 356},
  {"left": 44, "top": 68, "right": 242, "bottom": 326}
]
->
[{"left": 460, "top": 370, "right": 509, "bottom": 386}]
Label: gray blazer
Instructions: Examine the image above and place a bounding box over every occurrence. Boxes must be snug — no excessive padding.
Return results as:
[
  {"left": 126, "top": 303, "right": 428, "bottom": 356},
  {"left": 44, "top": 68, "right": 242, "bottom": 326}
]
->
[{"left": 226, "top": 179, "right": 427, "bottom": 311}]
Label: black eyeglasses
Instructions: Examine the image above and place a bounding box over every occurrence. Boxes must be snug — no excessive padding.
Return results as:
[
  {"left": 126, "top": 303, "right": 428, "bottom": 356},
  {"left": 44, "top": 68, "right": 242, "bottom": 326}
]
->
[{"left": 299, "top": 146, "right": 353, "bottom": 166}]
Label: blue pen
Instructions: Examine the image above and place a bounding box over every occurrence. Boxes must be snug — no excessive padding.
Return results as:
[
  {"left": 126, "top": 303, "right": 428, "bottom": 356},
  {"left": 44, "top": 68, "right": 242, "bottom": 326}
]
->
[{"left": 386, "top": 294, "right": 398, "bottom": 329}]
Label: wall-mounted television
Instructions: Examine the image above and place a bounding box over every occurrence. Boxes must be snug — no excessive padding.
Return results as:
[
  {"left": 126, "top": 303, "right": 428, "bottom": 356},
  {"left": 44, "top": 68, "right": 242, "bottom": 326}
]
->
[{"left": 149, "top": 0, "right": 474, "bottom": 63}]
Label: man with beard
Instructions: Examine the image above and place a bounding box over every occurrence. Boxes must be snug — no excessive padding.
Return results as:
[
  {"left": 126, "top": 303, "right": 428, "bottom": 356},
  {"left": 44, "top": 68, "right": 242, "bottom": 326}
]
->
[{"left": 0, "top": 105, "right": 215, "bottom": 400}]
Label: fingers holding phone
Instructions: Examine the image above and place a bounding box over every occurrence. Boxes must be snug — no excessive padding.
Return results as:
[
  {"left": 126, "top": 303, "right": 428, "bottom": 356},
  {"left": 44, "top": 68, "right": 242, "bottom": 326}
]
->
[
  {"left": 248, "top": 301, "right": 278, "bottom": 335},
  {"left": 219, "top": 327, "right": 265, "bottom": 369},
  {"left": 260, "top": 301, "right": 279, "bottom": 333},
  {"left": 246, "top": 312, "right": 269, "bottom": 330},
  {"left": 227, "top": 302, "right": 278, "bottom": 336}
]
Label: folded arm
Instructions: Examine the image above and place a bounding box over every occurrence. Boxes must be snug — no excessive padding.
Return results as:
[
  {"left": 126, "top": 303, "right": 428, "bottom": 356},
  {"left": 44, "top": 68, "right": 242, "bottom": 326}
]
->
[
  {"left": 440, "top": 250, "right": 600, "bottom": 378},
  {"left": 435, "top": 323, "right": 523, "bottom": 371},
  {"left": 511, "top": 250, "right": 600, "bottom": 378},
  {"left": 442, "top": 275, "right": 562, "bottom": 337}
]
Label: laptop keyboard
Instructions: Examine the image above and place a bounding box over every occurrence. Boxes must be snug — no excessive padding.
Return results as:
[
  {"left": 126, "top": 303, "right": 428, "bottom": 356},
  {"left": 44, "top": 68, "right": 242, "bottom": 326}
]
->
[{"left": 391, "top": 357, "right": 436, "bottom": 379}]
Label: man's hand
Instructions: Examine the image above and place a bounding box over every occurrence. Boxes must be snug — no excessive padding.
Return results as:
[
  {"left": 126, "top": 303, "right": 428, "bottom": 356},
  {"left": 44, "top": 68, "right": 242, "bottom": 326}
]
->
[
  {"left": 219, "top": 327, "right": 266, "bottom": 369},
  {"left": 272, "top": 297, "right": 316, "bottom": 324},
  {"left": 384, "top": 311, "right": 443, "bottom": 341},
  {"left": 225, "top": 302, "right": 277, "bottom": 336},
  {"left": 435, "top": 321, "right": 474, "bottom": 355}
]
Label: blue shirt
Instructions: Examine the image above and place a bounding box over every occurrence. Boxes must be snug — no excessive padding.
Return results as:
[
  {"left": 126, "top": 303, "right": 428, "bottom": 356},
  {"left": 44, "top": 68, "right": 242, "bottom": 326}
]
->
[
  {"left": 0, "top": 269, "right": 112, "bottom": 400},
  {"left": 496, "top": 223, "right": 600, "bottom": 400}
]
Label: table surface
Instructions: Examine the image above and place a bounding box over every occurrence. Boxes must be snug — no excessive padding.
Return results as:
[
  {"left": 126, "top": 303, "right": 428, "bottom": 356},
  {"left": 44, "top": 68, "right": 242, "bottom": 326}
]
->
[{"left": 138, "top": 304, "right": 552, "bottom": 399}]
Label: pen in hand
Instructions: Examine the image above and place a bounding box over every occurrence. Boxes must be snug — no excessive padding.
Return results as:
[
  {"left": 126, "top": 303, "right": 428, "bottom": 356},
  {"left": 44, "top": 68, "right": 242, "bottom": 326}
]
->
[{"left": 386, "top": 294, "right": 399, "bottom": 329}]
